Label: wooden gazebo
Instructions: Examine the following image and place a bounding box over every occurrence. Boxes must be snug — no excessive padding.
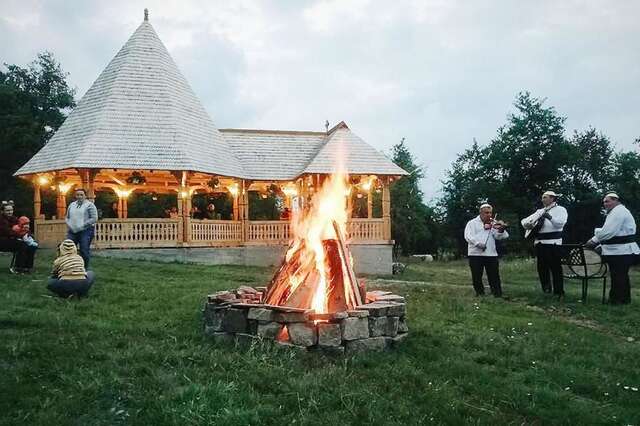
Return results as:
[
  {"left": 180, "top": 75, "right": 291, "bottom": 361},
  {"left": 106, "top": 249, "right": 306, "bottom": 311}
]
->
[{"left": 14, "top": 11, "right": 407, "bottom": 253}]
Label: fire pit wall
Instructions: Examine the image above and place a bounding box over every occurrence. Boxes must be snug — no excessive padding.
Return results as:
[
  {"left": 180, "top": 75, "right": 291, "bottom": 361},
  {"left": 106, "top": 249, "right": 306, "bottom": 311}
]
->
[{"left": 203, "top": 286, "right": 408, "bottom": 355}]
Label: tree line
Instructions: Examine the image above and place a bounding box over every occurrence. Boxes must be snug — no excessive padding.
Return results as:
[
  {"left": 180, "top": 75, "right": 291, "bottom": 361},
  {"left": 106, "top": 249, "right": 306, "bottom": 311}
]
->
[
  {"left": 2, "top": 53, "right": 638, "bottom": 258},
  {"left": 391, "top": 92, "right": 640, "bottom": 257}
]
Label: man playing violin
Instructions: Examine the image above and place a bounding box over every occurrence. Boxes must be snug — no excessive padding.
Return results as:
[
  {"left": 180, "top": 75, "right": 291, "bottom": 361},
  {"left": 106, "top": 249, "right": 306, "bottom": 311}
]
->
[
  {"left": 464, "top": 203, "right": 509, "bottom": 297},
  {"left": 521, "top": 191, "right": 568, "bottom": 297}
]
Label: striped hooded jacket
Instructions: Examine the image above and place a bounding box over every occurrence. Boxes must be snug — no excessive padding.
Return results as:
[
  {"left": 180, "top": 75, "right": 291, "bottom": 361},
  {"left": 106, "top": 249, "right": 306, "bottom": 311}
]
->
[{"left": 52, "top": 239, "right": 87, "bottom": 280}]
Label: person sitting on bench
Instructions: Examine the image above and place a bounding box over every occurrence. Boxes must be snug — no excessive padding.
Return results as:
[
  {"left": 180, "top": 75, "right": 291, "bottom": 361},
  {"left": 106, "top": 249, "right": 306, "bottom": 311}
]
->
[
  {"left": 47, "top": 239, "right": 95, "bottom": 298},
  {"left": 0, "top": 201, "right": 37, "bottom": 273}
]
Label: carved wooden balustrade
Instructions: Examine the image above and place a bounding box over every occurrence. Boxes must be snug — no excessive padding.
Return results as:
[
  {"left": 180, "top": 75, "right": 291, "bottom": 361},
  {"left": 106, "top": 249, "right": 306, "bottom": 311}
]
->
[{"left": 34, "top": 217, "right": 389, "bottom": 249}]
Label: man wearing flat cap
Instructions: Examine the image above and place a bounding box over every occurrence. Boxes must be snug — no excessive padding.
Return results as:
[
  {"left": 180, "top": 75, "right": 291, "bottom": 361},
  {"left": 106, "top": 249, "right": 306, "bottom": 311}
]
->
[
  {"left": 586, "top": 193, "right": 639, "bottom": 304},
  {"left": 521, "top": 191, "right": 568, "bottom": 296}
]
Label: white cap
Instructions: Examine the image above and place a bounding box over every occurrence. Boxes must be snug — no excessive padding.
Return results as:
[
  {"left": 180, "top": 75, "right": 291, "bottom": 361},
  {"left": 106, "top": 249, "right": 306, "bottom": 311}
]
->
[
  {"left": 542, "top": 191, "right": 560, "bottom": 198},
  {"left": 604, "top": 192, "right": 619, "bottom": 200},
  {"left": 479, "top": 203, "right": 492, "bottom": 210}
]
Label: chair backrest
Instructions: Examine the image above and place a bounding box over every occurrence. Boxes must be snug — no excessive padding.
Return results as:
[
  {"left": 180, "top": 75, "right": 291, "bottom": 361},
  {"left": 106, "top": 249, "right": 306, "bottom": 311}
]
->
[{"left": 559, "top": 244, "right": 607, "bottom": 278}]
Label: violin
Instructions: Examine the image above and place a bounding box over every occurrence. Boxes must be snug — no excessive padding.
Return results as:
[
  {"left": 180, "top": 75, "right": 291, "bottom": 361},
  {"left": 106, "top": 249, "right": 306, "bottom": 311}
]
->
[{"left": 483, "top": 215, "right": 508, "bottom": 231}]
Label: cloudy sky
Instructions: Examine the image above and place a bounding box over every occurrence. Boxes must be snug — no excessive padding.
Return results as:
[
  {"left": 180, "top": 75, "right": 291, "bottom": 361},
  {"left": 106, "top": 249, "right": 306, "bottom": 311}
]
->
[{"left": 2, "top": 0, "right": 639, "bottom": 200}]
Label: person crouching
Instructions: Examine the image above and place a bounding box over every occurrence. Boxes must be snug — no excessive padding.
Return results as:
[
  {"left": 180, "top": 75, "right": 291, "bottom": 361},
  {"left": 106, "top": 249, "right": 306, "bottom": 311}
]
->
[
  {"left": 464, "top": 203, "right": 509, "bottom": 297},
  {"left": 47, "top": 239, "right": 96, "bottom": 298}
]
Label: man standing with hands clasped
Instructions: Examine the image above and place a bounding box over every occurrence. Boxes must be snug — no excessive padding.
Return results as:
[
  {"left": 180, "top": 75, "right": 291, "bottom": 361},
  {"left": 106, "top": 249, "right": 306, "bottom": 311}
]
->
[
  {"left": 521, "top": 191, "right": 568, "bottom": 297},
  {"left": 586, "top": 193, "right": 639, "bottom": 305},
  {"left": 464, "top": 203, "right": 509, "bottom": 297},
  {"left": 66, "top": 188, "right": 98, "bottom": 267}
]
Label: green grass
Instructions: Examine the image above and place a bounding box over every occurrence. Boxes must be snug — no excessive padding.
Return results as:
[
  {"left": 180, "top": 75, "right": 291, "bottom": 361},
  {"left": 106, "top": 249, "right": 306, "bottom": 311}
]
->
[{"left": 1, "top": 252, "right": 639, "bottom": 425}]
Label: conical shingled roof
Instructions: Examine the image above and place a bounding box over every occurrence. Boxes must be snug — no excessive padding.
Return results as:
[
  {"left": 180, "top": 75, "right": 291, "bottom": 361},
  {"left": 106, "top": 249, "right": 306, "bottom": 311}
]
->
[
  {"left": 15, "top": 15, "right": 244, "bottom": 178},
  {"left": 303, "top": 123, "right": 408, "bottom": 176}
]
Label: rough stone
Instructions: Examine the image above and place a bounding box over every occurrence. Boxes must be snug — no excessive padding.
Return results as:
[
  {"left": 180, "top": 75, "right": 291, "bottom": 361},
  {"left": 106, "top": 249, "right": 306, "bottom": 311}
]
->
[
  {"left": 247, "top": 308, "right": 275, "bottom": 322},
  {"left": 274, "top": 311, "right": 310, "bottom": 323},
  {"left": 256, "top": 322, "right": 283, "bottom": 339},
  {"left": 386, "top": 302, "right": 406, "bottom": 317},
  {"left": 368, "top": 317, "right": 388, "bottom": 337},
  {"left": 341, "top": 317, "right": 370, "bottom": 341},
  {"left": 222, "top": 308, "right": 248, "bottom": 333},
  {"left": 287, "top": 323, "right": 318, "bottom": 347},
  {"left": 385, "top": 316, "right": 399, "bottom": 337},
  {"left": 345, "top": 337, "right": 389, "bottom": 354},
  {"left": 204, "top": 304, "right": 226, "bottom": 331},
  {"left": 398, "top": 317, "right": 409, "bottom": 333},
  {"left": 247, "top": 320, "right": 258, "bottom": 335},
  {"left": 347, "top": 309, "right": 369, "bottom": 318},
  {"left": 237, "top": 285, "right": 258, "bottom": 294},
  {"left": 317, "top": 323, "right": 342, "bottom": 346},
  {"left": 375, "top": 294, "right": 405, "bottom": 303},
  {"left": 309, "top": 311, "right": 348, "bottom": 322},
  {"left": 391, "top": 333, "right": 409, "bottom": 347},
  {"left": 355, "top": 303, "right": 389, "bottom": 317}
]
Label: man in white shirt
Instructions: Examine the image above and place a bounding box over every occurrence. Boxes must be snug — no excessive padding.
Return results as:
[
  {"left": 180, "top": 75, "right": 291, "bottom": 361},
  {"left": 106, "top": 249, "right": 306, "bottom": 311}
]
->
[
  {"left": 521, "top": 191, "right": 568, "bottom": 296},
  {"left": 66, "top": 188, "right": 98, "bottom": 267},
  {"left": 586, "top": 193, "right": 639, "bottom": 304},
  {"left": 464, "top": 204, "right": 509, "bottom": 297}
]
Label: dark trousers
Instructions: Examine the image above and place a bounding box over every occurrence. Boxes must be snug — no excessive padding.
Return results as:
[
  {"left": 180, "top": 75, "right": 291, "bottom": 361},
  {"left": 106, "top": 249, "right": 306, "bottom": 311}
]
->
[
  {"left": 67, "top": 227, "right": 94, "bottom": 267},
  {"left": 536, "top": 243, "right": 564, "bottom": 295},
  {"left": 468, "top": 256, "right": 502, "bottom": 296},
  {"left": 604, "top": 255, "right": 634, "bottom": 304},
  {"left": 47, "top": 271, "right": 95, "bottom": 298},
  {"left": 0, "top": 238, "right": 37, "bottom": 270}
]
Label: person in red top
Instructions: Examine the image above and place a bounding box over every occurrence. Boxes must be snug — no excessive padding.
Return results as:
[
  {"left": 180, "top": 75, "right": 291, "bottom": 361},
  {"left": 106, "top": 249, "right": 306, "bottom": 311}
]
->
[{"left": 0, "top": 202, "right": 37, "bottom": 273}]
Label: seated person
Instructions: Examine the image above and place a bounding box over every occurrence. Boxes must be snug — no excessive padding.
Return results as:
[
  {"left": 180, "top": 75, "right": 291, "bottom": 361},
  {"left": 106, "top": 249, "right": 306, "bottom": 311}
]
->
[
  {"left": 0, "top": 202, "right": 37, "bottom": 273},
  {"left": 47, "top": 239, "right": 95, "bottom": 298},
  {"left": 12, "top": 216, "right": 38, "bottom": 248}
]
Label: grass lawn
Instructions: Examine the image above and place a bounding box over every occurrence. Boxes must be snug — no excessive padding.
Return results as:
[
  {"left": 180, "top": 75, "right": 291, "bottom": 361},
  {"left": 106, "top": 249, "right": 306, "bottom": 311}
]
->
[{"left": 1, "top": 251, "right": 639, "bottom": 425}]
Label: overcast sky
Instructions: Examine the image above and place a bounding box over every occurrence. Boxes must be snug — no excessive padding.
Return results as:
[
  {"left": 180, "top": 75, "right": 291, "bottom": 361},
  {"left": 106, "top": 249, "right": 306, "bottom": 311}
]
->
[{"left": 2, "top": 0, "right": 639, "bottom": 200}]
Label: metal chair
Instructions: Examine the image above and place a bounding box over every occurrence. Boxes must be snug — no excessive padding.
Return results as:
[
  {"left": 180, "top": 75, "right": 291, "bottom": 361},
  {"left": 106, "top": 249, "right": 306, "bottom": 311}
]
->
[{"left": 559, "top": 244, "right": 608, "bottom": 303}]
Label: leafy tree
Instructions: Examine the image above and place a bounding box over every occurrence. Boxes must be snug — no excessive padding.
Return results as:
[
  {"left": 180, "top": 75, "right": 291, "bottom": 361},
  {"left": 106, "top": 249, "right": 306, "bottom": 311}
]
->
[
  {"left": 440, "top": 92, "right": 618, "bottom": 256},
  {"left": 0, "top": 52, "right": 76, "bottom": 216},
  {"left": 390, "top": 138, "right": 440, "bottom": 256}
]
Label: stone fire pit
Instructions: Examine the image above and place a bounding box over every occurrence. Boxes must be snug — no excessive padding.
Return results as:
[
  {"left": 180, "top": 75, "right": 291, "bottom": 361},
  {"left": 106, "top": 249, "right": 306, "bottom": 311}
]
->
[{"left": 203, "top": 286, "right": 408, "bottom": 355}]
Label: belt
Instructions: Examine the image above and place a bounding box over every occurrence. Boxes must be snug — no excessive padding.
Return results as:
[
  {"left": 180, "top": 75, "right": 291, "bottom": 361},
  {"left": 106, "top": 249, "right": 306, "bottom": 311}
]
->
[
  {"left": 601, "top": 234, "right": 637, "bottom": 245},
  {"left": 537, "top": 231, "right": 563, "bottom": 240}
]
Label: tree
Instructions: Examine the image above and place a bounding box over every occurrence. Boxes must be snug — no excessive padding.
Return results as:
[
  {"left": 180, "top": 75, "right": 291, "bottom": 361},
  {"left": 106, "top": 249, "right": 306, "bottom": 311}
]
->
[
  {"left": 0, "top": 51, "right": 76, "bottom": 216},
  {"left": 390, "top": 138, "right": 440, "bottom": 256},
  {"left": 439, "top": 92, "right": 617, "bottom": 256}
]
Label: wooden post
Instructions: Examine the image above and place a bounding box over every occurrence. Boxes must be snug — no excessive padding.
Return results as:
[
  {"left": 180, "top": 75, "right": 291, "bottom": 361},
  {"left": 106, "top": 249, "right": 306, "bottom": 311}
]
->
[
  {"left": 122, "top": 197, "right": 128, "bottom": 219},
  {"left": 367, "top": 189, "right": 373, "bottom": 218},
  {"left": 346, "top": 186, "right": 353, "bottom": 219},
  {"left": 33, "top": 183, "right": 42, "bottom": 219},
  {"left": 240, "top": 180, "right": 249, "bottom": 242},
  {"left": 232, "top": 186, "right": 239, "bottom": 221},
  {"left": 183, "top": 192, "right": 192, "bottom": 243},
  {"left": 382, "top": 177, "right": 391, "bottom": 240},
  {"left": 56, "top": 192, "right": 66, "bottom": 220},
  {"left": 87, "top": 170, "right": 98, "bottom": 202},
  {"left": 116, "top": 197, "right": 123, "bottom": 219}
]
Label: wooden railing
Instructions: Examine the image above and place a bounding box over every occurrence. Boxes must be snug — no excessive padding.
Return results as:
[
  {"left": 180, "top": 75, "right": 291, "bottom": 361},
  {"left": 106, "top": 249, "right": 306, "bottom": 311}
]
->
[
  {"left": 190, "top": 219, "right": 242, "bottom": 245},
  {"left": 347, "top": 218, "right": 385, "bottom": 242},
  {"left": 34, "top": 219, "right": 68, "bottom": 248},
  {"left": 94, "top": 219, "right": 181, "bottom": 248},
  {"left": 247, "top": 220, "right": 290, "bottom": 244},
  {"left": 33, "top": 217, "right": 389, "bottom": 249}
]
